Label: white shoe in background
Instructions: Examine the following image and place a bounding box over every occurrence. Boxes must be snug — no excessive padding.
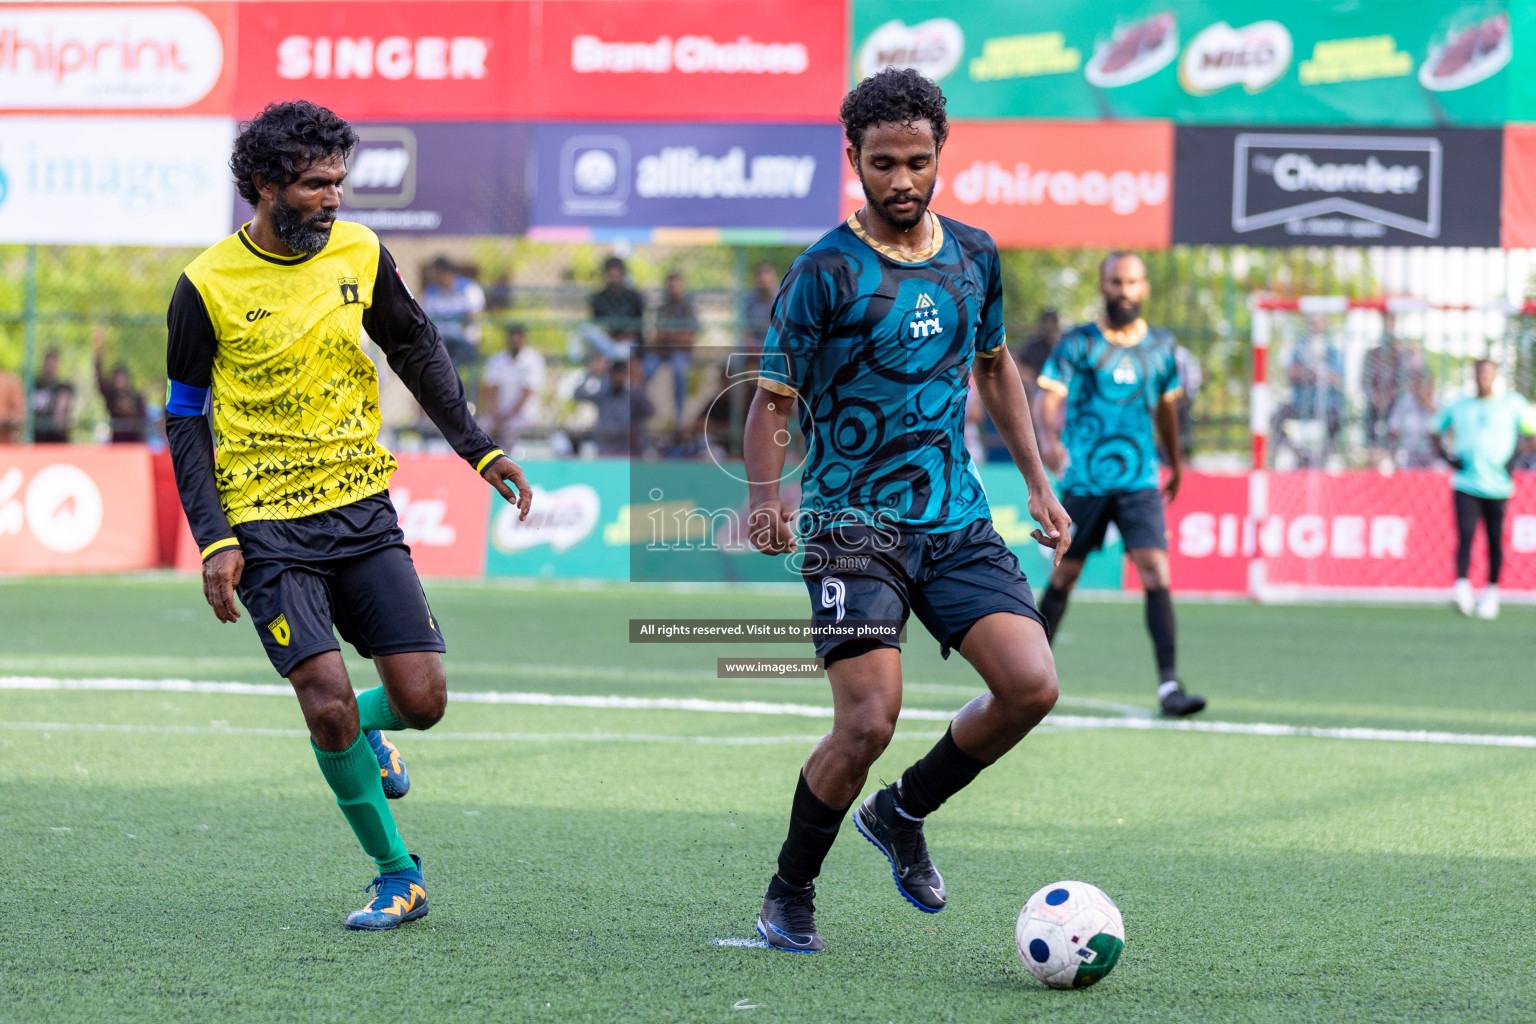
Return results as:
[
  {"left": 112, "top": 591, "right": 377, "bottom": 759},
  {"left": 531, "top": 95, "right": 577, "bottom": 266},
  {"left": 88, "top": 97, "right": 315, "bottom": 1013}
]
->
[
  {"left": 1477, "top": 586, "right": 1500, "bottom": 620},
  {"left": 1454, "top": 578, "right": 1475, "bottom": 616}
]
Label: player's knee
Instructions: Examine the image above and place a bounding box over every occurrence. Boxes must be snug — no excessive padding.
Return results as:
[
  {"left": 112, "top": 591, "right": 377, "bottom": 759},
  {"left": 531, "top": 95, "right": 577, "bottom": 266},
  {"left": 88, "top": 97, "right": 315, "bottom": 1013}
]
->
[
  {"left": 307, "top": 696, "right": 358, "bottom": 746},
  {"left": 998, "top": 663, "right": 1058, "bottom": 724},
  {"left": 1135, "top": 560, "right": 1170, "bottom": 590},
  {"left": 838, "top": 711, "right": 897, "bottom": 766},
  {"left": 393, "top": 684, "right": 447, "bottom": 730}
]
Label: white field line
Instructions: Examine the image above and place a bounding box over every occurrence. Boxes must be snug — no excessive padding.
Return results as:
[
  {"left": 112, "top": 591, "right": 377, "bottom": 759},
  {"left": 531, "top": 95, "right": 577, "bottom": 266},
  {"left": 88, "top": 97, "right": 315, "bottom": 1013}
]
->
[
  {"left": 0, "top": 657, "right": 1147, "bottom": 716},
  {"left": 1, "top": 676, "right": 1534, "bottom": 749},
  {"left": 0, "top": 721, "right": 946, "bottom": 746}
]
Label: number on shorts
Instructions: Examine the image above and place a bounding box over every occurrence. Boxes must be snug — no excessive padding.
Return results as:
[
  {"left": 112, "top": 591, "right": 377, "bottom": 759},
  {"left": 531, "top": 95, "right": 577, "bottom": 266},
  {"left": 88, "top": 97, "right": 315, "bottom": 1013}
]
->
[{"left": 820, "top": 577, "right": 846, "bottom": 623}]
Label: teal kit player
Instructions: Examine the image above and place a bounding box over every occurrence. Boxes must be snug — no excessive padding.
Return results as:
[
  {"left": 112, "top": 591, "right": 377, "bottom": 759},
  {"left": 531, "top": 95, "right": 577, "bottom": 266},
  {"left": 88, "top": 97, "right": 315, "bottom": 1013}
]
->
[
  {"left": 1431, "top": 358, "right": 1535, "bottom": 619},
  {"left": 1036, "top": 253, "right": 1206, "bottom": 717},
  {"left": 744, "top": 68, "right": 1073, "bottom": 953}
]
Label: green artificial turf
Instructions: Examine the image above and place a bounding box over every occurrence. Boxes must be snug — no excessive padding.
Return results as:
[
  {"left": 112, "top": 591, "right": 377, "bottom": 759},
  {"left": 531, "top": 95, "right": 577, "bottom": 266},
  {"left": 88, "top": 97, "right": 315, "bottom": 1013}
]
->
[{"left": 3, "top": 577, "right": 1536, "bottom": 1023}]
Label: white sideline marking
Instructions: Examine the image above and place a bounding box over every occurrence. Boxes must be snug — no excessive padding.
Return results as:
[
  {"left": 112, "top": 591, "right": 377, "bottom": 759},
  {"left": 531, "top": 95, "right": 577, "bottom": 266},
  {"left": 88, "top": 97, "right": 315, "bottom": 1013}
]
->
[
  {"left": 0, "top": 657, "right": 1147, "bottom": 716},
  {"left": 0, "top": 721, "right": 935, "bottom": 746},
  {"left": 1, "top": 676, "right": 1534, "bottom": 749},
  {"left": 1044, "top": 715, "right": 1536, "bottom": 748},
  {"left": 713, "top": 939, "right": 770, "bottom": 949}
]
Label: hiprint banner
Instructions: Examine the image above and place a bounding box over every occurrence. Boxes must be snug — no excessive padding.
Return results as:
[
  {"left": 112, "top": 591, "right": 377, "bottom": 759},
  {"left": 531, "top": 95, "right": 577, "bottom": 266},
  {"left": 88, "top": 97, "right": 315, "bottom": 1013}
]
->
[{"left": 0, "top": 3, "right": 234, "bottom": 114}]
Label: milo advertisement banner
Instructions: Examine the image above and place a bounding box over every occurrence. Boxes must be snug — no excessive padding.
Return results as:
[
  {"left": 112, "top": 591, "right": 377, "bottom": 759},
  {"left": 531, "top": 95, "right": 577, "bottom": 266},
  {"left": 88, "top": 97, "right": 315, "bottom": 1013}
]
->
[{"left": 852, "top": 0, "right": 1512, "bottom": 126}]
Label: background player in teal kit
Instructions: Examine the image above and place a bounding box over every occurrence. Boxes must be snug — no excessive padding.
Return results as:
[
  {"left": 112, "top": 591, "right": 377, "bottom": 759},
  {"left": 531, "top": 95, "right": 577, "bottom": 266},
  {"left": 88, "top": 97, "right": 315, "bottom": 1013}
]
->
[
  {"left": 1036, "top": 253, "right": 1206, "bottom": 718},
  {"left": 742, "top": 68, "right": 1073, "bottom": 953},
  {"left": 1431, "top": 359, "right": 1535, "bottom": 619}
]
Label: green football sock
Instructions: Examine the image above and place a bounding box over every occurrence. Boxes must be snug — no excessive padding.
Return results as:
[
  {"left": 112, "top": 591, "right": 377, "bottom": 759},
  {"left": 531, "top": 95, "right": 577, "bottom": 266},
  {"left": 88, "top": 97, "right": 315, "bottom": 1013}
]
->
[
  {"left": 356, "top": 686, "right": 405, "bottom": 732},
  {"left": 312, "top": 732, "right": 414, "bottom": 874}
]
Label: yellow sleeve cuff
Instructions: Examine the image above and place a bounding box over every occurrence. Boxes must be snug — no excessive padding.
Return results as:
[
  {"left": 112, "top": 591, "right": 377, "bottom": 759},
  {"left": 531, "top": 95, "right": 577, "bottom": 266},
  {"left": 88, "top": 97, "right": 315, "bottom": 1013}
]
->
[
  {"left": 474, "top": 449, "right": 505, "bottom": 474},
  {"left": 757, "top": 378, "right": 798, "bottom": 397},
  {"left": 1036, "top": 376, "right": 1069, "bottom": 396},
  {"left": 200, "top": 537, "right": 240, "bottom": 560},
  {"left": 976, "top": 343, "right": 1005, "bottom": 359}
]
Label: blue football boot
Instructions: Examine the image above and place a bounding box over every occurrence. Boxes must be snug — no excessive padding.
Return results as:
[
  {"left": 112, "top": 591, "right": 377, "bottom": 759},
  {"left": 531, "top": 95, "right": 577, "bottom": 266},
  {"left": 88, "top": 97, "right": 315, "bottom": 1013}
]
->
[
  {"left": 366, "top": 730, "right": 409, "bottom": 799},
  {"left": 343, "top": 854, "right": 428, "bottom": 931}
]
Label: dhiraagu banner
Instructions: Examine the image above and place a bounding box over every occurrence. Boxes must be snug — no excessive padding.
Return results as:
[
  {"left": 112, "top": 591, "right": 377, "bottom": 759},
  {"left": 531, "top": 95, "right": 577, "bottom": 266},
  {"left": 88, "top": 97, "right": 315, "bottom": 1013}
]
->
[{"left": 852, "top": 0, "right": 1512, "bottom": 126}]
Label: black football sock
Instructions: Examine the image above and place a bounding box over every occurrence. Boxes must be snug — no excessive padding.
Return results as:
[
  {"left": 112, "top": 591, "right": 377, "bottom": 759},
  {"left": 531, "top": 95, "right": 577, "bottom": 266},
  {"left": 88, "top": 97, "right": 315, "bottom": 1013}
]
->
[
  {"left": 1039, "top": 585, "right": 1070, "bottom": 644},
  {"left": 892, "top": 727, "right": 991, "bottom": 821},
  {"left": 1144, "top": 587, "right": 1178, "bottom": 686},
  {"left": 774, "top": 771, "right": 852, "bottom": 888}
]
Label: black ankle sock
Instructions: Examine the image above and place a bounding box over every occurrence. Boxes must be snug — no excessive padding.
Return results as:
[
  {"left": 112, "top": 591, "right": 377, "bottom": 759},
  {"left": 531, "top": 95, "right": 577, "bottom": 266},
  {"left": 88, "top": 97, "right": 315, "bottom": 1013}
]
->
[
  {"left": 774, "top": 771, "right": 851, "bottom": 888},
  {"left": 1144, "top": 587, "right": 1177, "bottom": 683},
  {"left": 1039, "top": 585, "right": 1070, "bottom": 643},
  {"left": 893, "top": 727, "right": 991, "bottom": 820}
]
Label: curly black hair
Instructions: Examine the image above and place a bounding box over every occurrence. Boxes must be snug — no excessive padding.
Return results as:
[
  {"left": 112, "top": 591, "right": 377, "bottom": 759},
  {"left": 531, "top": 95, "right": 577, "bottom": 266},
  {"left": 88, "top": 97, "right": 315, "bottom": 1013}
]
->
[
  {"left": 839, "top": 67, "right": 949, "bottom": 153},
  {"left": 230, "top": 101, "right": 359, "bottom": 207}
]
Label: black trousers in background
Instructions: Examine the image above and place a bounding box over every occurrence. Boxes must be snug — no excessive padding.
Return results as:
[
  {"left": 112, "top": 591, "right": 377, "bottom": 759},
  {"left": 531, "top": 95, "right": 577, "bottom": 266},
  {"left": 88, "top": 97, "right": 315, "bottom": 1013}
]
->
[{"left": 1454, "top": 489, "right": 1508, "bottom": 584}]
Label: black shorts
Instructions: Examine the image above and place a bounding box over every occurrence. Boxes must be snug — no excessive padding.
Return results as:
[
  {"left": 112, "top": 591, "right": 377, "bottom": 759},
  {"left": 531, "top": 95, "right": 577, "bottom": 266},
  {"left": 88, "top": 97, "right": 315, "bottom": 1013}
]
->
[
  {"left": 800, "top": 518, "right": 1045, "bottom": 662},
  {"left": 1061, "top": 488, "right": 1167, "bottom": 559},
  {"left": 231, "top": 492, "right": 445, "bottom": 677}
]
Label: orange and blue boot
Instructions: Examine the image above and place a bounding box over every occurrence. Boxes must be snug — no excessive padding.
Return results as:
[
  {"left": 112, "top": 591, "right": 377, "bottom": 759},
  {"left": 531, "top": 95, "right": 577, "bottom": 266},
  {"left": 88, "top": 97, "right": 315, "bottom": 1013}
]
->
[
  {"left": 344, "top": 854, "right": 428, "bottom": 931},
  {"left": 366, "top": 731, "right": 409, "bottom": 799}
]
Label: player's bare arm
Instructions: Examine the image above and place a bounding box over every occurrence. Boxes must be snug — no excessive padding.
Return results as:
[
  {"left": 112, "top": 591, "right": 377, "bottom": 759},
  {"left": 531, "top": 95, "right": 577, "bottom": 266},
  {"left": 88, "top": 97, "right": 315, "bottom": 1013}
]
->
[
  {"left": 1154, "top": 394, "right": 1183, "bottom": 503},
  {"left": 1037, "top": 387, "right": 1066, "bottom": 474},
  {"left": 972, "top": 347, "right": 1071, "bottom": 564},
  {"left": 743, "top": 386, "right": 797, "bottom": 555}
]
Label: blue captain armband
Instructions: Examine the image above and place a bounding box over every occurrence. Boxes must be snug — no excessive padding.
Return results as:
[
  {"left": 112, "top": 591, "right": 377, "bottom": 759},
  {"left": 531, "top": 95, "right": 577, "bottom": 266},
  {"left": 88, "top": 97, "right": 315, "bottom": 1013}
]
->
[{"left": 165, "top": 379, "right": 210, "bottom": 416}]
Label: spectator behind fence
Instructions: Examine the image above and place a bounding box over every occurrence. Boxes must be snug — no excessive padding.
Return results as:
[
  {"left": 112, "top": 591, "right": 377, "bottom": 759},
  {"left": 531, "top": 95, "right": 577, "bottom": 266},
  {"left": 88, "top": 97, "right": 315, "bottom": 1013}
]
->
[
  {"left": 576, "top": 357, "right": 653, "bottom": 456},
  {"left": 1014, "top": 307, "right": 1060, "bottom": 399},
  {"left": 0, "top": 363, "right": 22, "bottom": 444},
  {"left": 94, "top": 331, "right": 148, "bottom": 443},
  {"left": 1271, "top": 323, "right": 1344, "bottom": 464},
  {"left": 479, "top": 324, "right": 544, "bottom": 447},
  {"left": 1364, "top": 334, "right": 1407, "bottom": 446},
  {"left": 741, "top": 261, "right": 780, "bottom": 357},
  {"left": 646, "top": 271, "right": 700, "bottom": 429},
  {"left": 31, "top": 348, "right": 74, "bottom": 444},
  {"left": 1387, "top": 371, "right": 1438, "bottom": 469},
  {"left": 586, "top": 255, "right": 645, "bottom": 359},
  {"left": 421, "top": 256, "right": 485, "bottom": 380},
  {"left": 1173, "top": 343, "right": 1202, "bottom": 458},
  {"left": 484, "top": 270, "right": 515, "bottom": 313}
]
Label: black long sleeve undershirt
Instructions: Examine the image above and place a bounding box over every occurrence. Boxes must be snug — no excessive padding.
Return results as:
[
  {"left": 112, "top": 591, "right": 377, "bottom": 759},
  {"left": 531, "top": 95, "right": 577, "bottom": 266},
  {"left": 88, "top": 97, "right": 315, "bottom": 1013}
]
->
[
  {"left": 164, "top": 273, "right": 236, "bottom": 557},
  {"left": 166, "top": 413, "right": 235, "bottom": 555}
]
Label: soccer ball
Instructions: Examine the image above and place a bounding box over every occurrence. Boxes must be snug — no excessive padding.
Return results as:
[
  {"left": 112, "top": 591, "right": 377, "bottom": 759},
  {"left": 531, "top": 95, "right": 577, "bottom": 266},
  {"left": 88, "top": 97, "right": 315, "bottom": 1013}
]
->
[{"left": 1015, "top": 880, "right": 1125, "bottom": 989}]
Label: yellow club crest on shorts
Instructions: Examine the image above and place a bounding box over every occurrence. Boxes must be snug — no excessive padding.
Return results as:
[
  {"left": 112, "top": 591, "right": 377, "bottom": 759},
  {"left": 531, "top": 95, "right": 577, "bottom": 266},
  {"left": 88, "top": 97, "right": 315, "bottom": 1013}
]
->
[{"left": 268, "top": 614, "right": 291, "bottom": 647}]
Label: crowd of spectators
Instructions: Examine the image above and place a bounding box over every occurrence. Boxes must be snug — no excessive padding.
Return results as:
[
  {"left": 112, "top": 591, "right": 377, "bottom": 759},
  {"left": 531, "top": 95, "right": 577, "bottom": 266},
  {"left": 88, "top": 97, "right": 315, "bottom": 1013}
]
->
[{"left": 8, "top": 253, "right": 1521, "bottom": 477}]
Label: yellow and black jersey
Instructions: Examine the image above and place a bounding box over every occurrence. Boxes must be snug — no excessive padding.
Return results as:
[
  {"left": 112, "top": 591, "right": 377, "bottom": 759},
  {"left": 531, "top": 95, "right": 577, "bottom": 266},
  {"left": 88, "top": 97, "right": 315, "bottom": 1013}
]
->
[{"left": 166, "top": 221, "right": 501, "bottom": 559}]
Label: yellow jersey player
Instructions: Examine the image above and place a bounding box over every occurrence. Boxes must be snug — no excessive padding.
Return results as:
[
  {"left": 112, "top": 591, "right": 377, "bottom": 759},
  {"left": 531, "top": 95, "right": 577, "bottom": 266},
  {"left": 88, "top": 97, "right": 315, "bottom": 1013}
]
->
[{"left": 165, "top": 101, "right": 532, "bottom": 931}]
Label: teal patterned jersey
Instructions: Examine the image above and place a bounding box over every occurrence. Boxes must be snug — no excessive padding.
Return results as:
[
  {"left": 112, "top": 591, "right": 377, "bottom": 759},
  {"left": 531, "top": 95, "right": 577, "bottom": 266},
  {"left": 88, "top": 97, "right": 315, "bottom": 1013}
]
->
[
  {"left": 758, "top": 211, "right": 1006, "bottom": 533},
  {"left": 1039, "top": 321, "right": 1181, "bottom": 496}
]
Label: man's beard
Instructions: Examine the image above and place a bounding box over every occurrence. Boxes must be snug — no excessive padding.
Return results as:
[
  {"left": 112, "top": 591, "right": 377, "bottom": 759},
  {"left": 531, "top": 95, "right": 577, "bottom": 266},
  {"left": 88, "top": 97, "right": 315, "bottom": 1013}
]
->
[
  {"left": 271, "top": 194, "right": 336, "bottom": 255},
  {"left": 1104, "top": 296, "right": 1142, "bottom": 328},
  {"left": 860, "top": 175, "right": 935, "bottom": 232}
]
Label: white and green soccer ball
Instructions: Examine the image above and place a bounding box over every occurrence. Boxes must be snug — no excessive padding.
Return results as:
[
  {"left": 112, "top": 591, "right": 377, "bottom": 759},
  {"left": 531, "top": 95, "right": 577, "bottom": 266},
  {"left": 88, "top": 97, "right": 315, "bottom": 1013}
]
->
[{"left": 1015, "top": 880, "right": 1125, "bottom": 989}]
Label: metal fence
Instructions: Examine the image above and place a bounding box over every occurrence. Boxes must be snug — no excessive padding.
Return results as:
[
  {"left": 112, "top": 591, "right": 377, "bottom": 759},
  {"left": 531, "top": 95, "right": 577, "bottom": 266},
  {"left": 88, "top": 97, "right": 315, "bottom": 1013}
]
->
[{"left": 2, "top": 240, "right": 1532, "bottom": 468}]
